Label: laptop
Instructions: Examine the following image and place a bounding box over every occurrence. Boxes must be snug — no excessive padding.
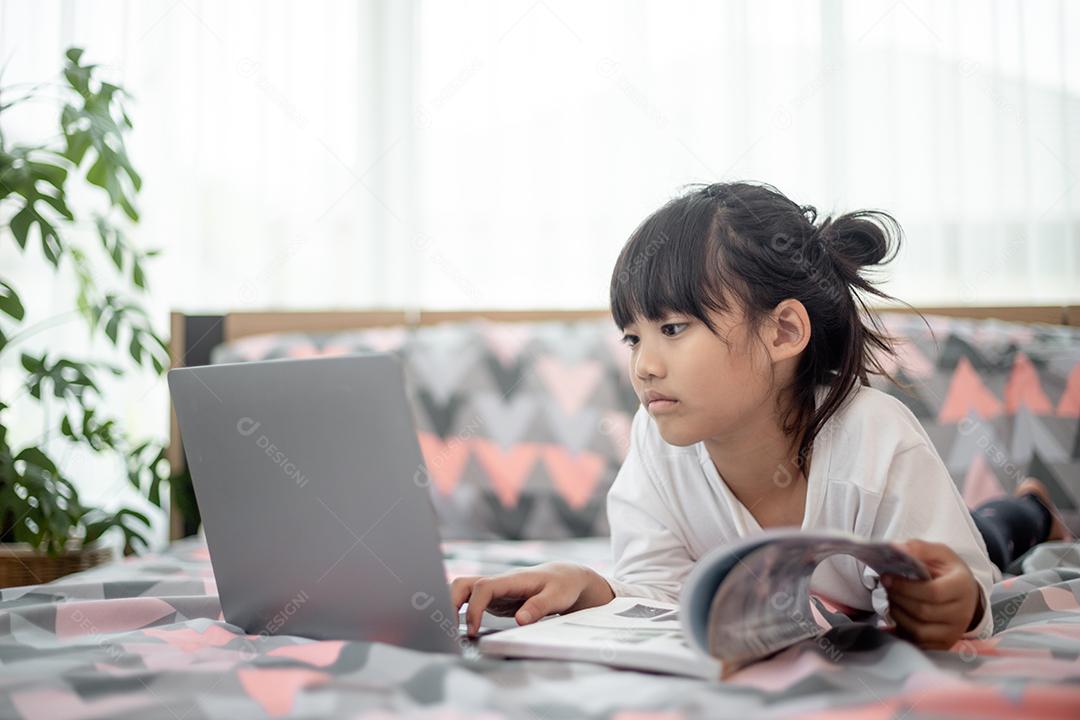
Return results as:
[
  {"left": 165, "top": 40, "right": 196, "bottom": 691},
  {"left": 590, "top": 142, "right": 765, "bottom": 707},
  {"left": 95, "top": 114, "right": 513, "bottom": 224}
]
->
[{"left": 168, "top": 352, "right": 515, "bottom": 655}]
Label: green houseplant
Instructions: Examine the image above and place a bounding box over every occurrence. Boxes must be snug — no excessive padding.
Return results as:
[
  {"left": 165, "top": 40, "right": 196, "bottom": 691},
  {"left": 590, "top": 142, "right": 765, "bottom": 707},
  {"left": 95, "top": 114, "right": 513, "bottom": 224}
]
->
[{"left": 0, "top": 47, "right": 172, "bottom": 585}]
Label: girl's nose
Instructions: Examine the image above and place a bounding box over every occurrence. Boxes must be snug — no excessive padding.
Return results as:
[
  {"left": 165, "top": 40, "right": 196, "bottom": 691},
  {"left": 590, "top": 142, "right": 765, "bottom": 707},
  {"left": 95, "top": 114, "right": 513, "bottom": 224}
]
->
[{"left": 632, "top": 343, "right": 665, "bottom": 380}]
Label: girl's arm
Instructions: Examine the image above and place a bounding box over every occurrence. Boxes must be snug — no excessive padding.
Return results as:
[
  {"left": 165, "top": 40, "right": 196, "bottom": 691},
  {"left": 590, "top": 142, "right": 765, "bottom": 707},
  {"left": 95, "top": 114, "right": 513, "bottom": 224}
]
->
[
  {"left": 881, "top": 538, "right": 984, "bottom": 648},
  {"left": 602, "top": 407, "right": 697, "bottom": 603},
  {"left": 453, "top": 408, "right": 693, "bottom": 635},
  {"left": 868, "top": 441, "right": 998, "bottom": 642}
]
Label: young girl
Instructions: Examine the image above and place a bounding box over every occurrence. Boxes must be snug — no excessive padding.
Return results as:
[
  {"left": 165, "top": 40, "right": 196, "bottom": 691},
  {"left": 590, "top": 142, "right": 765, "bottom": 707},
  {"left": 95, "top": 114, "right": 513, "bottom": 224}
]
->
[{"left": 452, "top": 182, "right": 1071, "bottom": 651}]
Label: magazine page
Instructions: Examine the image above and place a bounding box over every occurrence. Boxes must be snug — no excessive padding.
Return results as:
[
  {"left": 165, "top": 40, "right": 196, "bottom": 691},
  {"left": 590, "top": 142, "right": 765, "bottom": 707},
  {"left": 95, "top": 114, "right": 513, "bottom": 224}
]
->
[
  {"left": 694, "top": 529, "right": 930, "bottom": 669},
  {"left": 478, "top": 596, "right": 725, "bottom": 680}
]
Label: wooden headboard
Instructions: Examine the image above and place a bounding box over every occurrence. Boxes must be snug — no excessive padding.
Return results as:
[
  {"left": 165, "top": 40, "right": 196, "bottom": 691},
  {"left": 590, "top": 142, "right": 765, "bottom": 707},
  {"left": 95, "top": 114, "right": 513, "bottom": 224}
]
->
[{"left": 165, "top": 304, "right": 1079, "bottom": 539}]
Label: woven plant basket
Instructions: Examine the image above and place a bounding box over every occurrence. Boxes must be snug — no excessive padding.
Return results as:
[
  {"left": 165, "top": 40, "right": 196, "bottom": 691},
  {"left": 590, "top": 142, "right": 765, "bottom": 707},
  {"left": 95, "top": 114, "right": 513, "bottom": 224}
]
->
[{"left": 0, "top": 542, "right": 113, "bottom": 589}]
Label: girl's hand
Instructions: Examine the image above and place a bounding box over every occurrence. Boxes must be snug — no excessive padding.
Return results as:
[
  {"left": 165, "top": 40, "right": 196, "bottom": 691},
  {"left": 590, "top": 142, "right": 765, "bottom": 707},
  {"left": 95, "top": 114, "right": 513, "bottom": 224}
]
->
[
  {"left": 450, "top": 561, "right": 615, "bottom": 637},
  {"left": 880, "top": 539, "right": 982, "bottom": 650}
]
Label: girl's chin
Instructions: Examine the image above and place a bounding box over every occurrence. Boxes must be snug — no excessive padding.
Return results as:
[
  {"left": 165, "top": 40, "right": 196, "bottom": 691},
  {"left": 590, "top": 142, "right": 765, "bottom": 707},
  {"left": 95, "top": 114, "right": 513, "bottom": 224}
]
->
[{"left": 655, "top": 418, "right": 704, "bottom": 447}]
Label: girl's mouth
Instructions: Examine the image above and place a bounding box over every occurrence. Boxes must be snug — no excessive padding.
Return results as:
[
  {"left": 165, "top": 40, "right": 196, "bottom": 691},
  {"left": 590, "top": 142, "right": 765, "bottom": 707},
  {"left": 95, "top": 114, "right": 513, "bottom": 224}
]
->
[{"left": 647, "top": 399, "right": 679, "bottom": 413}]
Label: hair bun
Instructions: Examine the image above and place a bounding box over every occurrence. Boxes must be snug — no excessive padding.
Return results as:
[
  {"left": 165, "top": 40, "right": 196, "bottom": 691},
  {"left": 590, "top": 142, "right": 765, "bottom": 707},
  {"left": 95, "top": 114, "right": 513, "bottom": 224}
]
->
[{"left": 815, "top": 210, "right": 900, "bottom": 269}]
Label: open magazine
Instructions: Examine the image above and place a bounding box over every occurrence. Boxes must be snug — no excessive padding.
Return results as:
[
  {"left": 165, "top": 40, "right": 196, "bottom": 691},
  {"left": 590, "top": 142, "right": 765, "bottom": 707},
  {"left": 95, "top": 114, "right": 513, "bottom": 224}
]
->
[{"left": 477, "top": 528, "right": 930, "bottom": 680}]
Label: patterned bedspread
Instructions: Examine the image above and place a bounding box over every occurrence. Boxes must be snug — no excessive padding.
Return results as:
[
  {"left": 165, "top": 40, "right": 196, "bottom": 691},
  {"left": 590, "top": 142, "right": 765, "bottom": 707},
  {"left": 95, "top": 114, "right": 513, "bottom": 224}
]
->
[{"left": 3, "top": 538, "right": 1080, "bottom": 719}]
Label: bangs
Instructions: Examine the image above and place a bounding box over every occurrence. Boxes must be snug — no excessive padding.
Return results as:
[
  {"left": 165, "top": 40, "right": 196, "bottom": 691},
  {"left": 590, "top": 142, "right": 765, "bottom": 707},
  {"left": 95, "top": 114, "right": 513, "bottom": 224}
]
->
[{"left": 609, "top": 191, "right": 729, "bottom": 332}]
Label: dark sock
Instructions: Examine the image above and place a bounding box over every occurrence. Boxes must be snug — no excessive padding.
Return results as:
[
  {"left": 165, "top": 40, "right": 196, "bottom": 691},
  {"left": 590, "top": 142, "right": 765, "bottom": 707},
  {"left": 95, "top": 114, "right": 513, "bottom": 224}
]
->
[
  {"left": 1017, "top": 492, "right": 1053, "bottom": 543},
  {"left": 970, "top": 493, "right": 1053, "bottom": 572}
]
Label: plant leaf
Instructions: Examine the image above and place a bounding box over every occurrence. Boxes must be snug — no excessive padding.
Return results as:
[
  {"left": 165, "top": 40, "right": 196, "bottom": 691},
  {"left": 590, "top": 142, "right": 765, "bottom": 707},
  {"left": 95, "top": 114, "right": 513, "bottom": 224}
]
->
[
  {"left": 104, "top": 313, "right": 120, "bottom": 343},
  {"left": 28, "top": 160, "right": 68, "bottom": 191},
  {"left": 0, "top": 279, "right": 25, "bottom": 320},
  {"left": 83, "top": 519, "right": 112, "bottom": 545},
  {"left": 116, "top": 507, "right": 151, "bottom": 528},
  {"left": 20, "top": 352, "right": 42, "bottom": 373},
  {"left": 15, "top": 447, "right": 59, "bottom": 475},
  {"left": 128, "top": 333, "right": 143, "bottom": 364},
  {"left": 40, "top": 226, "right": 63, "bottom": 267},
  {"left": 9, "top": 207, "right": 32, "bottom": 249}
]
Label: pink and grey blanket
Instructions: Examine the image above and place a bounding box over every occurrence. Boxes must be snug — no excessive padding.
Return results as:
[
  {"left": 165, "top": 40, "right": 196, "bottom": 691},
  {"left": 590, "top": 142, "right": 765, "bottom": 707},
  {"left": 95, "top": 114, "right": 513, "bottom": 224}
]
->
[{"left": 3, "top": 537, "right": 1080, "bottom": 719}]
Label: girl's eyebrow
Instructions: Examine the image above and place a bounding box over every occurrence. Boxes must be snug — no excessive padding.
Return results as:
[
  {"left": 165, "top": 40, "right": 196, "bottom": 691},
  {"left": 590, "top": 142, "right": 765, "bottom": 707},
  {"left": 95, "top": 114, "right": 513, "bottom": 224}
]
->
[{"left": 624, "top": 314, "right": 683, "bottom": 328}]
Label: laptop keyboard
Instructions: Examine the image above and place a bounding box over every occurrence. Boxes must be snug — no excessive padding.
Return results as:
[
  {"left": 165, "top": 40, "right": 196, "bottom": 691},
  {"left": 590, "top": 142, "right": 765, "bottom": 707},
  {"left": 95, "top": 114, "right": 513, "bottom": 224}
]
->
[{"left": 457, "top": 608, "right": 520, "bottom": 638}]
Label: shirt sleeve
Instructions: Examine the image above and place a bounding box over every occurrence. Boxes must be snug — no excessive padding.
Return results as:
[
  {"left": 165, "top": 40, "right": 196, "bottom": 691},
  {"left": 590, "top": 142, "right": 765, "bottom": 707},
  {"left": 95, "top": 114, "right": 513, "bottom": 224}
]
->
[
  {"left": 863, "top": 441, "right": 999, "bottom": 641},
  {"left": 600, "top": 408, "right": 696, "bottom": 604}
]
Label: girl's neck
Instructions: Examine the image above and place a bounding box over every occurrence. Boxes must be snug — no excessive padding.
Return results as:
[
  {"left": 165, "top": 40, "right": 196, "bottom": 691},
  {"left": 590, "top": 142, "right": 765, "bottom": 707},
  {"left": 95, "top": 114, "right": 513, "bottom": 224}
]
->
[{"left": 701, "top": 392, "right": 807, "bottom": 525}]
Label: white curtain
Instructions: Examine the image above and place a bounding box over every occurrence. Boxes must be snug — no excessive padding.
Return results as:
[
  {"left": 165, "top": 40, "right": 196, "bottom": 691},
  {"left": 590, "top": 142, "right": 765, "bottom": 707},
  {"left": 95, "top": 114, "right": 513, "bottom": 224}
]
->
[
  {"left": 413, "top": 0, "right": 1079, "bottom": 307},
  {"left": 2, "top": 0, "right": 1078, "bottom": 547}
]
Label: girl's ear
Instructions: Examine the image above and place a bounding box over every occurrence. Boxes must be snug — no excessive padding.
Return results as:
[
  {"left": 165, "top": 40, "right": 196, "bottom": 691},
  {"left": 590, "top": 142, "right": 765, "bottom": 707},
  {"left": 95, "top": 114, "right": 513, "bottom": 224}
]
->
[{"left": 767, "top": 299, "right": 811, "bottom": 362}]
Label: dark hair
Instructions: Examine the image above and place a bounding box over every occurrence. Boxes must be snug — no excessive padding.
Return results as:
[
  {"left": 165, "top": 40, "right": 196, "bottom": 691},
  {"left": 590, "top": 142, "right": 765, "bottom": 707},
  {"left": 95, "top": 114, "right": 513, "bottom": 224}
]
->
[{"left": 609, "top": 181, "right": 905, "bottom": 468}]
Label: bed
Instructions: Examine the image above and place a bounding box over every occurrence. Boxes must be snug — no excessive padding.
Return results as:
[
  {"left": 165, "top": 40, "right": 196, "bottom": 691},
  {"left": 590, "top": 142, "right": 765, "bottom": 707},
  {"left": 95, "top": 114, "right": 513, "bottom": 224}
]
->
[
  {"left": 2, "top": 305, "right": 1080, "bottom": 719},
  {"left": 3, "top": 537, "right": 1080, "bottom": 718}
]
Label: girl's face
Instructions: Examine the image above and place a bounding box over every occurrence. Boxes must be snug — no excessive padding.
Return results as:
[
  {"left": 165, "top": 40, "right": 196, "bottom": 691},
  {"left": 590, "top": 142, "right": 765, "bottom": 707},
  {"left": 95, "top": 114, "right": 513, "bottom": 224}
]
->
[{"left": 621, "top": 306, "right": 778, "bottom": 447}]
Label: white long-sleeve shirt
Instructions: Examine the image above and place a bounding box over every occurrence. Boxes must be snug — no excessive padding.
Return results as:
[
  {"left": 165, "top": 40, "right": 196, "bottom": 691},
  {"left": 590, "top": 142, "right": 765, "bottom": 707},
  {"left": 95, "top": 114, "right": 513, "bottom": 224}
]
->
[{"left": 601, "top": 384, "right": 1000, "bottom": 640}]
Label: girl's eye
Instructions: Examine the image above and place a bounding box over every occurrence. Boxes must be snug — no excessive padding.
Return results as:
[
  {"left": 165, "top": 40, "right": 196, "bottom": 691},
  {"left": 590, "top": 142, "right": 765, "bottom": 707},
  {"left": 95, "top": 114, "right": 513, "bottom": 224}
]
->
[
  {"left": 619, "top": 323, "right": 686, "bottom": 347},
  {"left": 661, "top": 323, "right": 688, "bottom": 337}
]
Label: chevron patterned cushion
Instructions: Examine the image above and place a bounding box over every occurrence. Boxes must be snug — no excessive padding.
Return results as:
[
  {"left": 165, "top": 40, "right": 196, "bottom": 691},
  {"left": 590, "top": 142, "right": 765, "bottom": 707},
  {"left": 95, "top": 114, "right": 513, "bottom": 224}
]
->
[{"left": 210, "top": 313, "right": 1080, "bottom": 540}]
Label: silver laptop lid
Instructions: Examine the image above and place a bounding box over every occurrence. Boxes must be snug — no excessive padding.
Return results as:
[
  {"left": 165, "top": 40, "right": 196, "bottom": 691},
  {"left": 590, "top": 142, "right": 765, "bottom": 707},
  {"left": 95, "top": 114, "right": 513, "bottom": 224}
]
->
[{"left": 168, "top": 353, "right": 461, "bottom": 655}]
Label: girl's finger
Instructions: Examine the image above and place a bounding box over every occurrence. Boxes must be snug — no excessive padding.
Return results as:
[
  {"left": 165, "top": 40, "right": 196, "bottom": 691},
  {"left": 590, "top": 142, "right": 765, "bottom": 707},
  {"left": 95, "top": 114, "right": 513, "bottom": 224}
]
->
[
  {"left": 465, "top": 574, "right": 544, "bottom": 636},
  {"left": 449, "top": 576, "right": 479, "bottom": 609},
  {"left": 882, "top": 574, "right": 962, "bottom": 604},
  {"left": 889, "top": 604, "right": 957, "bottom": 646},
  {"left": 895, "top": 538, "right": 960, "bottom": 567},
  {"left": 515, "top": 586, "right": 570, "bottom": 625},
  {"left": 888, "top": 591, "right": 967, "bottom": 624},
  {"left": 486, "top": 595, "right": 529, "bottom": 616}
]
